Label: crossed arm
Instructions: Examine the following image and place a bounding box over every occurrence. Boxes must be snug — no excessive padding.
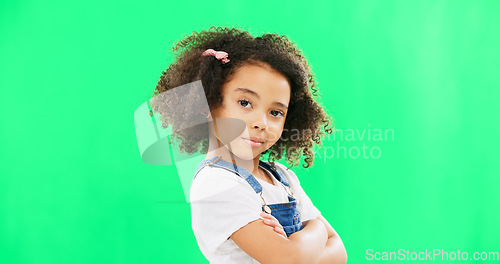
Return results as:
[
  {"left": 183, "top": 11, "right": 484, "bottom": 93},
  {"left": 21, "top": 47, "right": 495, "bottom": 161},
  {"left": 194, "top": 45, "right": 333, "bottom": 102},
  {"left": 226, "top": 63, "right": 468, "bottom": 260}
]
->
[
  {"left": 308, "top": 215, "right": 348, "bottom": 264},
  {"left": 231, "top": 212, "right": 347, "bottom": 264}
]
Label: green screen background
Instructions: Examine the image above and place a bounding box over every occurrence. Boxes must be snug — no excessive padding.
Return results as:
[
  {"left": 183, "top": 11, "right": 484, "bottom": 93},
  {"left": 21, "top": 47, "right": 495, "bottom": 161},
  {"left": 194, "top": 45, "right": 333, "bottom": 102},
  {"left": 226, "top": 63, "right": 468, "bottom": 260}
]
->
[{"left": 1, "top": 0, "right": 499, "bottom": 263}]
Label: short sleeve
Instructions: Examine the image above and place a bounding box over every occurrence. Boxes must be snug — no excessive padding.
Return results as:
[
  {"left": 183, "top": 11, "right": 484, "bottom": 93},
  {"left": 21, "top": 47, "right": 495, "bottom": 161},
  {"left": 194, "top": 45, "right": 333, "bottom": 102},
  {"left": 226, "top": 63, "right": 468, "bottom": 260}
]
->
[
  {"left": 190, "top": 166, "right": 262, "bottom": 256},
  {"left": 274, "top": 163, "right": 322, "bottom": 221}
]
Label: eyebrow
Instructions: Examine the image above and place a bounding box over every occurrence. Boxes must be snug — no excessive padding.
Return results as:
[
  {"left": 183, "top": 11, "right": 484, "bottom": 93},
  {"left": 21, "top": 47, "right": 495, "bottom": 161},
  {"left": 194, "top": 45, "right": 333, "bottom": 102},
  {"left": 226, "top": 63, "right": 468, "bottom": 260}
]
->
[{"left": 235, "top": 87, "right": 288, "bottom": 109}]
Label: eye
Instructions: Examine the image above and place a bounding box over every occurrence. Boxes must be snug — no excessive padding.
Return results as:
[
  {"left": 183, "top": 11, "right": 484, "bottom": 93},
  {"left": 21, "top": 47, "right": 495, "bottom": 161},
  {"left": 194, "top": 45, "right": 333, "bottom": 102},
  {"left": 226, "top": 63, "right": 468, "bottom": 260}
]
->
[
  {"left": 238, "top": 99, "right": 252, "bottom": 108},
  {"left": 270, "top": 110, "right": 285, "bottom": 118}
]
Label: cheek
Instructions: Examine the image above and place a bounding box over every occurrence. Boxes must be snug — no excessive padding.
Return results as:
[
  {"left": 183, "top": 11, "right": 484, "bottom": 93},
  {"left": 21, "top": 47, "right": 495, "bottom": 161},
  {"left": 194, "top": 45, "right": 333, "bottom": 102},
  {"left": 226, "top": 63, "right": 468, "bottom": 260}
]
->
[{"left": 268, "top": 125, "right": 285, "bottom": 142}]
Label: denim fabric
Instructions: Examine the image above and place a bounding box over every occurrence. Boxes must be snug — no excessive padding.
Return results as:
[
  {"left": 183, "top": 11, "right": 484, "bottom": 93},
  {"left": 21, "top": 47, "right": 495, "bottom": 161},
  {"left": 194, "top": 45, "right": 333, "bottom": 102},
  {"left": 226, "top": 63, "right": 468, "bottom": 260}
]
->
[{"left": 194, "top": 156, "right": 303, "bottom": 237}]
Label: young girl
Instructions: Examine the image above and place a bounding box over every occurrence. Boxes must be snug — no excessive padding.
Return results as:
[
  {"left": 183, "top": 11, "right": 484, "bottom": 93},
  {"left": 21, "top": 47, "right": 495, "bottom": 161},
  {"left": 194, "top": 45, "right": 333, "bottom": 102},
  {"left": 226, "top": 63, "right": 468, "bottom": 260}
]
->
[{"left": 150, "top": 26, "right": 347, "bottom": 264}]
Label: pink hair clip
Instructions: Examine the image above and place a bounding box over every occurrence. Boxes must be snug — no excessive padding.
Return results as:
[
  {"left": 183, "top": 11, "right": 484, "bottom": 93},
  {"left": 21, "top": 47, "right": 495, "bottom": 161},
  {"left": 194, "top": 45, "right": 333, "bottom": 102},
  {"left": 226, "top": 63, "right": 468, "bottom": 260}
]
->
[{"left": 201, "top": 48, "right": 230, "bottom": 64}]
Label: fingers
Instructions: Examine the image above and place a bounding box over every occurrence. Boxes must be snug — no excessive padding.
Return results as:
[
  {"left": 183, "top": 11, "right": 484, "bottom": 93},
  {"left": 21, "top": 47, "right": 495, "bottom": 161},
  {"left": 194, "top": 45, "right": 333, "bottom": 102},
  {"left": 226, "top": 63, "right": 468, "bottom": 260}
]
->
[
  {"left": 274, "top": 226, "right": 287, "bottom": 237},
  {"left": 263, "top": 218, "right": 287, "bottom": 237},
  {"left": 260, "top": 211, "right": 287, "bottom": 237},
  {"left": 260, "top": 211, "right": 279, "bottom": 223}
]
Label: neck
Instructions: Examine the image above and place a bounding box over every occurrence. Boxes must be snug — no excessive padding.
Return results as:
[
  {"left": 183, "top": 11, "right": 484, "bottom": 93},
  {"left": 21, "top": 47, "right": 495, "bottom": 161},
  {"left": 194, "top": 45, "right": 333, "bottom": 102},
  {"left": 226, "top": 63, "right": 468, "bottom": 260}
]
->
[{"left": 206, "top": 131, "right": 261, "bottom": 176}]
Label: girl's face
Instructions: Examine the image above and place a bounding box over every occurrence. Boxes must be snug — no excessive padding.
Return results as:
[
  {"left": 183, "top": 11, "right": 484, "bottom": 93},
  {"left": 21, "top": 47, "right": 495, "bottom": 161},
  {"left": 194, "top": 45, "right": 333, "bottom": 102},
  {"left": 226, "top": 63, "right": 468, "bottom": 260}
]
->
[{"left": 209, "top": 63, "right": 291, "bottom": 160}]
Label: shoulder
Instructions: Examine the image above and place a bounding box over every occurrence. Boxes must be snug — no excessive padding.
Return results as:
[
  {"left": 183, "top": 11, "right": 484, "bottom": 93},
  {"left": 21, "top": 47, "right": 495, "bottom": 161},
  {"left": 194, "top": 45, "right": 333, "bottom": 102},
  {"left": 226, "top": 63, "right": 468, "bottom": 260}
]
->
[
  {"left": 192, "top": 165, "right": 246, "bottom": 187},
  {"left": 190, "top": 165, "right": 256, "bottom": 203}
]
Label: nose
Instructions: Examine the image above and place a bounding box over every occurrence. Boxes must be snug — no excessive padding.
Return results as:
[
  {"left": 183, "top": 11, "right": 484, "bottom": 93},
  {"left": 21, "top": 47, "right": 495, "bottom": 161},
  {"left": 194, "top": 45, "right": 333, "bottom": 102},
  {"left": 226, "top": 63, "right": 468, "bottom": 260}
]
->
[{"left": 251, "top": 112, "right": 268, "bottom": 130}]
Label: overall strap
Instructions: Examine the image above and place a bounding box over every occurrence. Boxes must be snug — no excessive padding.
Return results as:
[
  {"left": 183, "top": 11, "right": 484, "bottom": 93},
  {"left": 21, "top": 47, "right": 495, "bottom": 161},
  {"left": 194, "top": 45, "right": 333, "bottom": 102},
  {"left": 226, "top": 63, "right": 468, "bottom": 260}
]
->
[
  {"left": 259, "top": 160, "right": 295, "bottom": 199},
  {"left": 258, "top": 160, "right": 290, "bottom": 187},
  {"left": 193, "top": 156, "right": 263, "bottom": 194}
]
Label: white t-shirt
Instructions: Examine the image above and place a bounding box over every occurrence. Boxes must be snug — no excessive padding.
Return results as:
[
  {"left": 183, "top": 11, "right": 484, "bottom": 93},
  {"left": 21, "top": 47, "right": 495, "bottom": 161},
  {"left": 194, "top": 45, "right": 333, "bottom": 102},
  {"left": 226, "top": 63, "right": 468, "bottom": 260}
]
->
[{"left": 189, "top": 161, "right": 321, "bottom": 264}]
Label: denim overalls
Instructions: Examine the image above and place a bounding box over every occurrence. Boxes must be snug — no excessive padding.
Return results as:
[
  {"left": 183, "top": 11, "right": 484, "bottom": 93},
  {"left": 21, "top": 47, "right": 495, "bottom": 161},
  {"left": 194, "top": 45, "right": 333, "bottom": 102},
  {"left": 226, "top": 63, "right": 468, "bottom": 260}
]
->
[{"left": 193, "top": 155, "right": 303, "bottom": 237}]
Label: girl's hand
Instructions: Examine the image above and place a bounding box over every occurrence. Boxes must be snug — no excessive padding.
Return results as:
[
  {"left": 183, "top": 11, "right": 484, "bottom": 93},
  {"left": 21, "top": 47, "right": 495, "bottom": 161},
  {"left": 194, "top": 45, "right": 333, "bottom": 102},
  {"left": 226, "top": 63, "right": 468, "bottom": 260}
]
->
[{"left": 260, "top": 211, "right": 287, "bottom": 238}]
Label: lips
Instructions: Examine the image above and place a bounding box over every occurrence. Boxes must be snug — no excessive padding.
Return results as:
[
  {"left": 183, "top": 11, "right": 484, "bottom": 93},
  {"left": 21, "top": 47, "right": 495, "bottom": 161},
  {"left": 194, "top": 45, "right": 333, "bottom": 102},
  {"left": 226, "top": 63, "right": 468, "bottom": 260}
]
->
[
  {"left": 242, "top": 137, "right": 264, "bottom": 147},
  {"left": 244, "top": 137, "right": 264, "bottom": 143}
]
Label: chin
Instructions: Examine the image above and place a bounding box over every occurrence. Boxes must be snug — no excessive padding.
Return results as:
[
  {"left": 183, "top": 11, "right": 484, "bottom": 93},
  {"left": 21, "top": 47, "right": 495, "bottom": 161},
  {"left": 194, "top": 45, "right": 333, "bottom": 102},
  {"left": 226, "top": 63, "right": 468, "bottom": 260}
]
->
[
  {"left": 230, "top": 148, "right": 260, "bottom": 161},
  {"left": 227, "top": 141, "right": 262, "bottom": 160}
]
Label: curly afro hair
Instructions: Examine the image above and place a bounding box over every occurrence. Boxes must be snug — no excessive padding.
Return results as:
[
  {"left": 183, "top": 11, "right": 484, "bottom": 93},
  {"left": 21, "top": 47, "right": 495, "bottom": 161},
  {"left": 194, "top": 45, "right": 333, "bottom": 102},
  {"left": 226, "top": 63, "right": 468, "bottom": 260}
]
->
[{"left": 150, "top": 26, "right": 334, "bottom": 169}]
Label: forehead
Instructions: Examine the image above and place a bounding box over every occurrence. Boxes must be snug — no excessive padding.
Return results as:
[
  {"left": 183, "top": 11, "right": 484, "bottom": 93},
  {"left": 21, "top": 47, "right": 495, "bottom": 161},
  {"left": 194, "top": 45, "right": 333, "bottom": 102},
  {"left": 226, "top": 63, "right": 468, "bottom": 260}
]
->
[{"left": 223, "top": 64, "right": 291, "bottom": 102}]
